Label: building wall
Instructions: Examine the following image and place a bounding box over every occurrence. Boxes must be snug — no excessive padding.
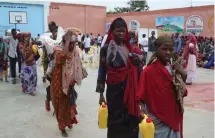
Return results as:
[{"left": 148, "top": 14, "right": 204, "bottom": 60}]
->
[
  {"left": 106, "top": 5, "right": 214, "bottom": 37},
  {"left": 48, "top": 4, "right": 213, "bottom": 37},
  {"left": 0, "top": 2, "right": 44, "bottom": 37},
  {"left": 48, "top": 3, "right": 106, "bottom": 35}
]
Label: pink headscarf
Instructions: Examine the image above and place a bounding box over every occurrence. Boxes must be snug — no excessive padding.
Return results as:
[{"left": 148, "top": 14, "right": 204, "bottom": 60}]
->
[{"left": 182, "top": 33, "right": 198, "bottom": 67}]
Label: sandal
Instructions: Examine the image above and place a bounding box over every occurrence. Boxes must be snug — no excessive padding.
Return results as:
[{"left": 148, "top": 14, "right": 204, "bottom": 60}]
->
[{"left": 45, "top": 100, "right": 51, "bottom": 112}]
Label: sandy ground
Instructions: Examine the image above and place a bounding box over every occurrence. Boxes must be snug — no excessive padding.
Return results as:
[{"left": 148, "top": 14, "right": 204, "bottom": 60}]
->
[{"left": 0, "top": 65, "right": 214, "bottom": 138}]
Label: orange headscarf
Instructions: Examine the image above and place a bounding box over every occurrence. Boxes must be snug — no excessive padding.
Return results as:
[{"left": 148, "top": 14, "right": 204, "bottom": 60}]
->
[{"left": 19, "top": 32, "right": 34, "bottom": 65}]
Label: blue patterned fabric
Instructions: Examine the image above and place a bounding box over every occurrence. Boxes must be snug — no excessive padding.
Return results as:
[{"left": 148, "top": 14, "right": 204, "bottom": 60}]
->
[
  {"left": 145, "top": 105, "right": 180, "bottom": 138},
  {"left": 21, "top": 62, "right": 37, "bottom": 94}
]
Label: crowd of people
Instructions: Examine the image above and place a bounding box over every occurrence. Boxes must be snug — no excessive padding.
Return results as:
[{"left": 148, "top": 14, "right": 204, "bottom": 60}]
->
[
  {"left": 0, "top": 17, "right": 214, "bottom": 138},
  {"left": 77, "top": 33, "right": 103, "bottom": 52}
]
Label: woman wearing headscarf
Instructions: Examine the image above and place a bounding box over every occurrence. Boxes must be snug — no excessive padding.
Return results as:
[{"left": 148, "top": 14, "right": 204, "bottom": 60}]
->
[
  {"left": 96, "top": 17, "right": 143, "bottom": 138},
  {"left": 50, "top": 30, "right": 87, "bottom": 137},
  {"left": 19, "top": 33, "right": 37, "bottom": 96},
  {"left": 137, "top": 35, "right": 187, "bottom": 138},
  {"left": 183, "top": 33, "right": 198, "bottom": 85}
]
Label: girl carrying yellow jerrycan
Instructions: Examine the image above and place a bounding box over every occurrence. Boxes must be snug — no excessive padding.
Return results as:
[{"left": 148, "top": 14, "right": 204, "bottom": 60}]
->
[
  {"left": 98, "top": 102, "right": 108, "bottom": 129},
  {"left": 139, "top": 114, "right": 155, "bottom": 138}
]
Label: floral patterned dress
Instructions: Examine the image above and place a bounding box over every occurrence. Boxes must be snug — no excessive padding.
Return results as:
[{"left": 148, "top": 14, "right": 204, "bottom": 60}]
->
[
  {"left": 20, "top": 43, "right": 37, "bottom": 94},
  {"left": 50, "top": 50, "right": 78, "bottom": 130}
]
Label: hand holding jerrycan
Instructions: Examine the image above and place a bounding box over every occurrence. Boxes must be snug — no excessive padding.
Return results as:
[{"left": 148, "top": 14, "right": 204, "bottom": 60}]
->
[
  {"left": 98, "top": 102, "right": 108, "bottom": 129},
  {"left": 139, "top": 114, "right": 155, "bottom": 138}
]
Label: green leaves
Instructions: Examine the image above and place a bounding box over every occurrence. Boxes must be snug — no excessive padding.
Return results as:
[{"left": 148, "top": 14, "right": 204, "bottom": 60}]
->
[{"left": 106, "top": 0, "right": 149, "bottom": 14}]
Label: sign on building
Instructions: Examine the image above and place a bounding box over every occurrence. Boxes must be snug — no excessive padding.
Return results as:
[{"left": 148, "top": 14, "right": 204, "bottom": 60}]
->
[
  {"left": 186, "top": 15, "right": 204, "bottom": 36},
  {"left": 155, "top": 16, "right": 184, "bottom": 35},
  {"left": 129, "top": 20, "right": 140, "bottom": 31}
]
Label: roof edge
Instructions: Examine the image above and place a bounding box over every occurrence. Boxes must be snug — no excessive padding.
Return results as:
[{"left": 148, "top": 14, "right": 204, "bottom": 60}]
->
[
  {"left": 50, "top": 2, "right": 106, "bottom": 9},
  {"left": 106, "top": 5, "right": 214, "bottom": 17}
]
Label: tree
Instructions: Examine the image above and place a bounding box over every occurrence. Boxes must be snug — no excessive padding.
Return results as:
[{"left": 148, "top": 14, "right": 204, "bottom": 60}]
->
[{"left": 106, "top": 0, "right": 149, "bottom": 14}]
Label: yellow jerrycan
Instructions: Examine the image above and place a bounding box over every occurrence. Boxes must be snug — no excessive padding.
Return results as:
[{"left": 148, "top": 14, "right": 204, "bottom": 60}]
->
[
  {"left": 139, "top": 114, "right": 155, "bottom": 138},
  {"left": 98, "top": 102, "right": 108, "bottom": 129}
]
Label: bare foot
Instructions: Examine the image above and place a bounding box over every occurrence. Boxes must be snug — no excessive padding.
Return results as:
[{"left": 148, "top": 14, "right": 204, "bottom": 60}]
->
[{"left": 61, "top": 130, "right": 68, "bottom": 137}]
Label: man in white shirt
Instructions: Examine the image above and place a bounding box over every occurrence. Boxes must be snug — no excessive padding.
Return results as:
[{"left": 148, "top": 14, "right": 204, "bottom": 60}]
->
[
  {"left": 139, "top": 34, "right": 148, "bottom": 64},
  {"left": 77, "top": 33, "right": 82, "bottom": 42},
  {"left": 77, "top": 33, "right": 82, "bottom": 49},
  {"left": 84, "top": 34, "right": 91, "bottom": 53},
  {"left": 139, "top": 34, "right": 148, "bottom": 51},
  {"left": 4, "top": 29, "right": 18, "bottom": 84}
]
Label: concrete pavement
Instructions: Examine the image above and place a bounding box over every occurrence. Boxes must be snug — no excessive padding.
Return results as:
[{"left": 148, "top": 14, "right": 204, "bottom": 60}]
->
[{"left": 0, "top": 65, "right": 214, "bottom": 138}]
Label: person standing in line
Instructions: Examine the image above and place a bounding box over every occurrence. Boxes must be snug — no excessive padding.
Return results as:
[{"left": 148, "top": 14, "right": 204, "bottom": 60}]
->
[
  {"left": 89, "top": 33, "right": 94, "bottom": 46},
  {"left": 19, "top": 32, "right": 37, "bottom": 96},
  {"left": 139, "top": 34, "right": 148, "bottom": 64},
  {"left": 183, "top": 33, "right": 198, "bottom": 85},
  {"left": 96, "top": 17, "right": 143, "bottom": 138},
  {"left": 174, "top": 32, "right": 182, "bottom": 55},
  {"left": 81, "top": 34, "right": 85, "bottom": 50},
  {"left": 137, "top": 35, "right": 187, "bottom": 138},
  {"left": 50, "top": 31, "right": 87, "bottom": 137},
  {"left": 97, "top": 34, "right": 102, "bottom": 47},
  {"left": 4, "top": 29, "right": 18, "bottom": 84},
  {"left": 77, "top": 33, "right": 82, "bottom": 49},
  {"left": 147, "top": 31, "right": 156, "bottom": 64},
  {"left": 129, "top": 31, "right": 135, "bottom": 45},
  {"left": 89, "top": 32, "right": 94, "bottom": 40},
  {"left": 44, "top": 21, "right": 63, "bottom": 111},
  {"left": 84, "top": 34, "right": 91, "bottom": 53}
]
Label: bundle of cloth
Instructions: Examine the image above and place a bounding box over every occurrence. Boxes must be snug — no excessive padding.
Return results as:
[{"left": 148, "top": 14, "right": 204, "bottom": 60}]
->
[
  {"left": 82, "top": 45, "right": 99, "bottom": 63},
  {"left": 39, "top": 26, "right": 65, "bottom": 55}
]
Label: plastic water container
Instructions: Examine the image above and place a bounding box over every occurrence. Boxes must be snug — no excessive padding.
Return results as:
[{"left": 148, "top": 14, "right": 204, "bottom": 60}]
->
[
  {"left": 98, "top": 102, "right": 108, "bottom": 129},
  {"left": 139, "top": 114, "right": 155, "bottom": 138}
]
